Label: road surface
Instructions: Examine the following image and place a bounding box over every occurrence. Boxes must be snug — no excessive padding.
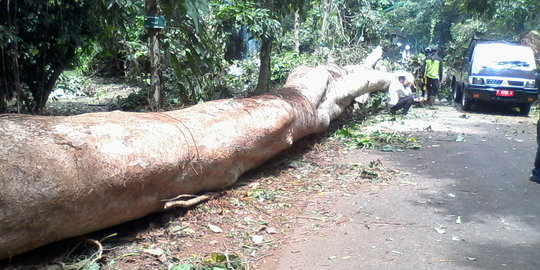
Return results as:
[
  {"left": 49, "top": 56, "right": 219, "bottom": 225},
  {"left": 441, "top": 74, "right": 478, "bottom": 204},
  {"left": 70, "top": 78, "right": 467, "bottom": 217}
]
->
[{"left": 272, "top": 105, "right": 540, "bottom": 270}]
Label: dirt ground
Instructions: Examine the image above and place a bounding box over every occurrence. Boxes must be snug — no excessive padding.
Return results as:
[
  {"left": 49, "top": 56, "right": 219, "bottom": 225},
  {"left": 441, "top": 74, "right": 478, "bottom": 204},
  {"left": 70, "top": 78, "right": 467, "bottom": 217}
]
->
[{"left": 2, "top": 102, "right": 540, "bottom": 270}]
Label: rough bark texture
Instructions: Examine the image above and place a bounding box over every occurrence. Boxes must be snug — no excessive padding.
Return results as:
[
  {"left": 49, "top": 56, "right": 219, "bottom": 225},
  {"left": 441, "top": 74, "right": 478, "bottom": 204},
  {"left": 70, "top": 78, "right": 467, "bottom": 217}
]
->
[
  {"left": 147, "top": 0, "right": 162, "bottom": 111},
  {"left": 253, "top": 38, "right": 273, "bottom": 95},
  {"left": 0, "top": 63, "right": 395, "bottom": 259}
]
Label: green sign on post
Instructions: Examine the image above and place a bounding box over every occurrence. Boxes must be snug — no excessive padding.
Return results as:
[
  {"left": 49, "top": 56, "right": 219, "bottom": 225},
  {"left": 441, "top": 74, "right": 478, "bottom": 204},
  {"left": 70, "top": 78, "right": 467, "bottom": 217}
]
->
[{"left": 144, "top": 16, "right": 166, "bottom": 29}]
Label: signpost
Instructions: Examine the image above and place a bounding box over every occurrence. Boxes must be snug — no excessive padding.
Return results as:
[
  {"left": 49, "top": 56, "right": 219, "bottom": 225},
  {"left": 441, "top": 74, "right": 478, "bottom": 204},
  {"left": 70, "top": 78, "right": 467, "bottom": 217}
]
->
[
  {"left": 144, "top": 16, "right": 165, "bottom": 29},
  {"left": 145, "top": 0, "right": 163, "bottom": 111}
]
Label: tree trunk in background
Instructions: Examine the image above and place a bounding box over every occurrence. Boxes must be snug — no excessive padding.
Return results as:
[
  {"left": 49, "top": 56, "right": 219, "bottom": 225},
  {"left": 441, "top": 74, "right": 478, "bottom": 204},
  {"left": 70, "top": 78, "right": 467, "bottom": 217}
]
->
[
  {"left": 294, "top": 10, "right": 300, "bottom": 53},
  {"left": 11, "top": 40, "right": 22, "bottom": 114},
  {"left": 33, "top": 66, "right": 63, "bottom": 114},
  {"left": 253, "top": 0, "right": 275, "bottom": 95},
  {"left": 253, "top": 38, "right": 273, "bottom": 95},
  {"left": 521, "top": 30, "right": 540, "bottom": 55},
  {"left": 146, "top": 0, "right": 162, "bottom": 111},
  {"left": 319, "top": 0, "right": 332, "bottom": 45},
  {"left": 0, "top": 47, "right": 394, "bottom": 259},
  {"left": 0, "top": 85, "right": 5, "bottom": 113}
]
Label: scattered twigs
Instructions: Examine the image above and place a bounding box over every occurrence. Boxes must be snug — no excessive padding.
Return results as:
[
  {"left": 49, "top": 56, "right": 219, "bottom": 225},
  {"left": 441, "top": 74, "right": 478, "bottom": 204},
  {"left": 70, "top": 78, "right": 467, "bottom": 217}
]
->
[
  {"left": 297, "top": 215, "right": 326, "bottom": 221},
  {"left": 362, "top": 221, "right": 429, "bottom": 227},
  {"left": 83, "top": 238, "right": 103, "bottom": 263},
  {"left": 62, "top": 238, "right": 104, "bottom": 270},
  {"left": 162, "top": 192, "right": 219, "bottom": 210},
  {"left": 161, "top": 194, "right": 199, "bottom": 202}
]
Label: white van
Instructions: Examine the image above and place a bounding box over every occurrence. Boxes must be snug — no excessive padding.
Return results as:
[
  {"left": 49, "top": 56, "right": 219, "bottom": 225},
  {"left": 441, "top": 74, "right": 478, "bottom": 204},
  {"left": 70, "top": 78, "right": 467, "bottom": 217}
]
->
[{"left": 452, "top": 40, "right": 538, "bottom": 115}]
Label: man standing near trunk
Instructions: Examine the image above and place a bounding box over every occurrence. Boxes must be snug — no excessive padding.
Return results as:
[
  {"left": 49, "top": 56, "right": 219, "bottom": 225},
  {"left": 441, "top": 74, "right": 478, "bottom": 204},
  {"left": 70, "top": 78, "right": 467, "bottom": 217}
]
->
[{"left": 423, "top": 46, "right": 443, "bottom": 106}]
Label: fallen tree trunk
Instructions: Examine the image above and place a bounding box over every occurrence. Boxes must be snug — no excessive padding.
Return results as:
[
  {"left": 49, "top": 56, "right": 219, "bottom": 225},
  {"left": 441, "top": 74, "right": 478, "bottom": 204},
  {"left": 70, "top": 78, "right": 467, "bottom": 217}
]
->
[{"left": 0, "top": 63, "right": 395, "bottom": 259}]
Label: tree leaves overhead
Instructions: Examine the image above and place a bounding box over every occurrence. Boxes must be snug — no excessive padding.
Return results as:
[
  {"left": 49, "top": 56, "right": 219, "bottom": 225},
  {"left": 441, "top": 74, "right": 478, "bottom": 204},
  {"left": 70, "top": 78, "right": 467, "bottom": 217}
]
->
[
  {"left": 215, "top": 1, "right": 281, "bottom": 40},
  {"left": 185, "top": 0, "right": 210, "bottom": 33},
  {"left": 0, "top": 0, "right": 97, "bottom": 113},
  {"left": 445, "top": 0, "right": 540, "bottom": 35},
  {"left": 161, "top": 0, "right": 210, "bottom": 33},
  {"left": 1, "top": 0, "right": 539, "bottom": 113}
]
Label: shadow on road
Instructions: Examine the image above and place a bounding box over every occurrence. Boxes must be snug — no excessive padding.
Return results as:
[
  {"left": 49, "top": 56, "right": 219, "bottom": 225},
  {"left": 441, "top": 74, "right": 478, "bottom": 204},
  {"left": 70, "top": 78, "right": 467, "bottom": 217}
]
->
[{"left": 380, "top": 111, "right": 540, "bottom": 269}]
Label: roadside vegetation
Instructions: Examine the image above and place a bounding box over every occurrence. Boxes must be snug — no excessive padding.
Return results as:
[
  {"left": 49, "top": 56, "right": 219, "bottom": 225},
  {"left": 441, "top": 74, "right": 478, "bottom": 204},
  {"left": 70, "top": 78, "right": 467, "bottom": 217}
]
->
[{"left": 1, "top": 0, "right": 538, "bottom": 114}]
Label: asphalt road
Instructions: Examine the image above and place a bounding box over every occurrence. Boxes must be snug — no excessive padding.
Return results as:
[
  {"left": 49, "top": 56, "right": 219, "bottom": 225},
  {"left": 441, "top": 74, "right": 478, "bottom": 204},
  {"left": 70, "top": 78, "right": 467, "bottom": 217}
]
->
[{"left": 272, "top": 105, "right": 540, "bottom": 270}]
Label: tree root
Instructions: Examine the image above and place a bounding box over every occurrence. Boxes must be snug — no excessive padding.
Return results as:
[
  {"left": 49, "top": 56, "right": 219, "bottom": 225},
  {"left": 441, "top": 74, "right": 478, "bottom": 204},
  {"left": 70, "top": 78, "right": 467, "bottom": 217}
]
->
[
  {"left": 162, "top": 192, "right": 218, "bottom": 210},
  {"left": 61, "top": 238, "right": 103, "bottom": 270}
]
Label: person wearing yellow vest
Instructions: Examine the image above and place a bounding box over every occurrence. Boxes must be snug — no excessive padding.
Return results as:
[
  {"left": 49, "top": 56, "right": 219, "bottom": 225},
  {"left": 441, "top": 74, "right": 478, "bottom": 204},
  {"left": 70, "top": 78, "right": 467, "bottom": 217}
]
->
[{"left": 422, "top": 46, "right": 443, "bottom": 106}]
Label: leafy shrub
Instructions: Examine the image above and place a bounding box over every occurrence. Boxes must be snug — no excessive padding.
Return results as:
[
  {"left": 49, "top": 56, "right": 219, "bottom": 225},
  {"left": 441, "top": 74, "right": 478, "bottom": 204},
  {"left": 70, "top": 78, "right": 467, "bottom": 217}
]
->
[
  {"left": 270, "top": 51, "right": 323, "bottom": 85},
  {"left": 111, "top": 90, "right": 148, "bottom": 111},
  {"left": 54, "top": 71, "right": 90, "bottom": 96}
]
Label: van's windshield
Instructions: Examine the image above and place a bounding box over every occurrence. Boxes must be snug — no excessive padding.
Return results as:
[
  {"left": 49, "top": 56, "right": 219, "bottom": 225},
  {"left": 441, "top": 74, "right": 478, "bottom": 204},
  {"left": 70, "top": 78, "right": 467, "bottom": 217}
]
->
[{"left": 472, "top": 43, "right": 536, "bottom": 72}]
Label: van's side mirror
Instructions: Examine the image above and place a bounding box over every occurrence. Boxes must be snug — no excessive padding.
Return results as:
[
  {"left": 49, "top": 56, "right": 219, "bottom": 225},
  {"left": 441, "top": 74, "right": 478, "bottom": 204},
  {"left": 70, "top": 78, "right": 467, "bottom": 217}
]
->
[{"left": 464, "top": 56, "right": 470, "bottom": 62}]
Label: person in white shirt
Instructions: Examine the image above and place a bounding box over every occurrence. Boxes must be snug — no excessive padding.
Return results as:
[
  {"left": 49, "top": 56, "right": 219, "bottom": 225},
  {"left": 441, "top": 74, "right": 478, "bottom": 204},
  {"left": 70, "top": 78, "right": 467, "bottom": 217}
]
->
[
  {"left": 401, "top": 44, "right": 411, "bottom": 65},
  {"left": 388, "top": 72, "right": 415, "bottom": 115}
]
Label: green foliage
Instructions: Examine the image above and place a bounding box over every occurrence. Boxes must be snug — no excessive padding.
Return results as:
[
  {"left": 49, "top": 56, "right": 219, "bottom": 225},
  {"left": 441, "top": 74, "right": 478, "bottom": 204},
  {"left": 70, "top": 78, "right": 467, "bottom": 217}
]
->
[
  {"left": 248, "top": 188, "right": 278, "bottom": 202},
  {"left": 355, "top": 160, "right": 385, "bottom": 181},
  {"left": 335, "top": 126, "right": 420, "bottom": 151},
  {"left": 172, "top": 253, "right": 246, "bottom": 270},
  {"left": 209, "top": 50, "right": 323, "bottom": 97},
  {"left": 271, "top": 51, "right": 323, "bottom": 83},
  {"left": 0, "top": 0, "right": 148, "bottom": 113},
  {"left": 0, "top": 0, "right": 96, "bottom": 113},
  {"left": 77, "top": 0, "right": 145, "bottom": 78},
  {"left": 161, "top": 0, "right": 226, "bottom": 105},
  {"left": 215, "top": 1, "right": 281, "bottom": 40},
  {"left": 54, "top": 71, "right": 90, "bottom": 96},
  {"left": 220, "top": 58, "right": 260, "bottom": 96},
  {"left": 112, "top": 90, "right": 148, "bottom": 111},
  {"left": 4, "top": 0, "right": 539, "bottom": 113},
  {"left": 299, "top": 0, "right": 391, "bottom": 51},
  {"left": 202, "top": 252, "right": 245, "bottom": 269},
  {"left": 351, "top": 92, "right": 389, "bottom": 117}
]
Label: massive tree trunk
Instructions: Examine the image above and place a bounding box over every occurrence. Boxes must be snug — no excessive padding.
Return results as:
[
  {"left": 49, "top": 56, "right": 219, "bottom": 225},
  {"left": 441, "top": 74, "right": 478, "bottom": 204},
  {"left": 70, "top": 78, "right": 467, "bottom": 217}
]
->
[{"left": 0, "top": 58, "right": 395, "bottom": 259}]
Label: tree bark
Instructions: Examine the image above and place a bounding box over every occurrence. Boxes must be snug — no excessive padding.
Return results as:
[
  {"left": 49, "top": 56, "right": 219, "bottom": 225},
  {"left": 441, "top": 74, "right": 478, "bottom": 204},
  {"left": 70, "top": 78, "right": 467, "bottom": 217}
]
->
[
  {"left": 253, "top": 0, "right": 275, "bottom": 95},
  {"left": 11, "top": 44, "right": 22, "bottom": 114},
  {"left": 0, "top": 57, "right": 397, "bottom": 259},
  {"left": 0, "top": 49, "right": 7, "bottom": 113},
  {"left": 253, "top": 38, "right": 273, "bottom": 95},
  {"left": 146, "top": 0, "right": 162, "bottom": 111},
  {"left": 34, "top": 66, "right": 63, "bottom": 114},
  {"left": 293, "top": 10, "right": 301, "bottom": 53}
]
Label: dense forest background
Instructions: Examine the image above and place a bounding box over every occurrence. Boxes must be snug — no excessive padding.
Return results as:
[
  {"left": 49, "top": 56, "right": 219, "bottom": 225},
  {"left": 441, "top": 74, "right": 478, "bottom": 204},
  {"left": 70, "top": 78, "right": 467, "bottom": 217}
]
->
[{"left": 0, "top": 0, "right": 539, "bottom": 114}]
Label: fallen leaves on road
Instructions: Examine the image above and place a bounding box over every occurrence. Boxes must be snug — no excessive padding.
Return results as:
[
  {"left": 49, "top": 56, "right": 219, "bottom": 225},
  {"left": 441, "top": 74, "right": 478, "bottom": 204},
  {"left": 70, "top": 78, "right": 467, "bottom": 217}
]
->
[
  {"left": 435, "top": 227, "right": 447, "bottom": 234},
  {"left": 208, "top": 224, "right": 223, "bottom": 233}
]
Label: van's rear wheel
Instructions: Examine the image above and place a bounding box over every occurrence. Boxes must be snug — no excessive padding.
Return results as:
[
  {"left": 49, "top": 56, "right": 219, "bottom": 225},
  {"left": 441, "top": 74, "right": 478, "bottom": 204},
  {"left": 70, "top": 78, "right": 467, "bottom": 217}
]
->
[
  {"left": 519, "top": 103, "right": 531, "bottom": 116},
  {"left": 452, "top": 80, "right": 462, "bottom": 102},
  {"left": 461, "top": 92, "right": 472, "bottom": 111}
]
